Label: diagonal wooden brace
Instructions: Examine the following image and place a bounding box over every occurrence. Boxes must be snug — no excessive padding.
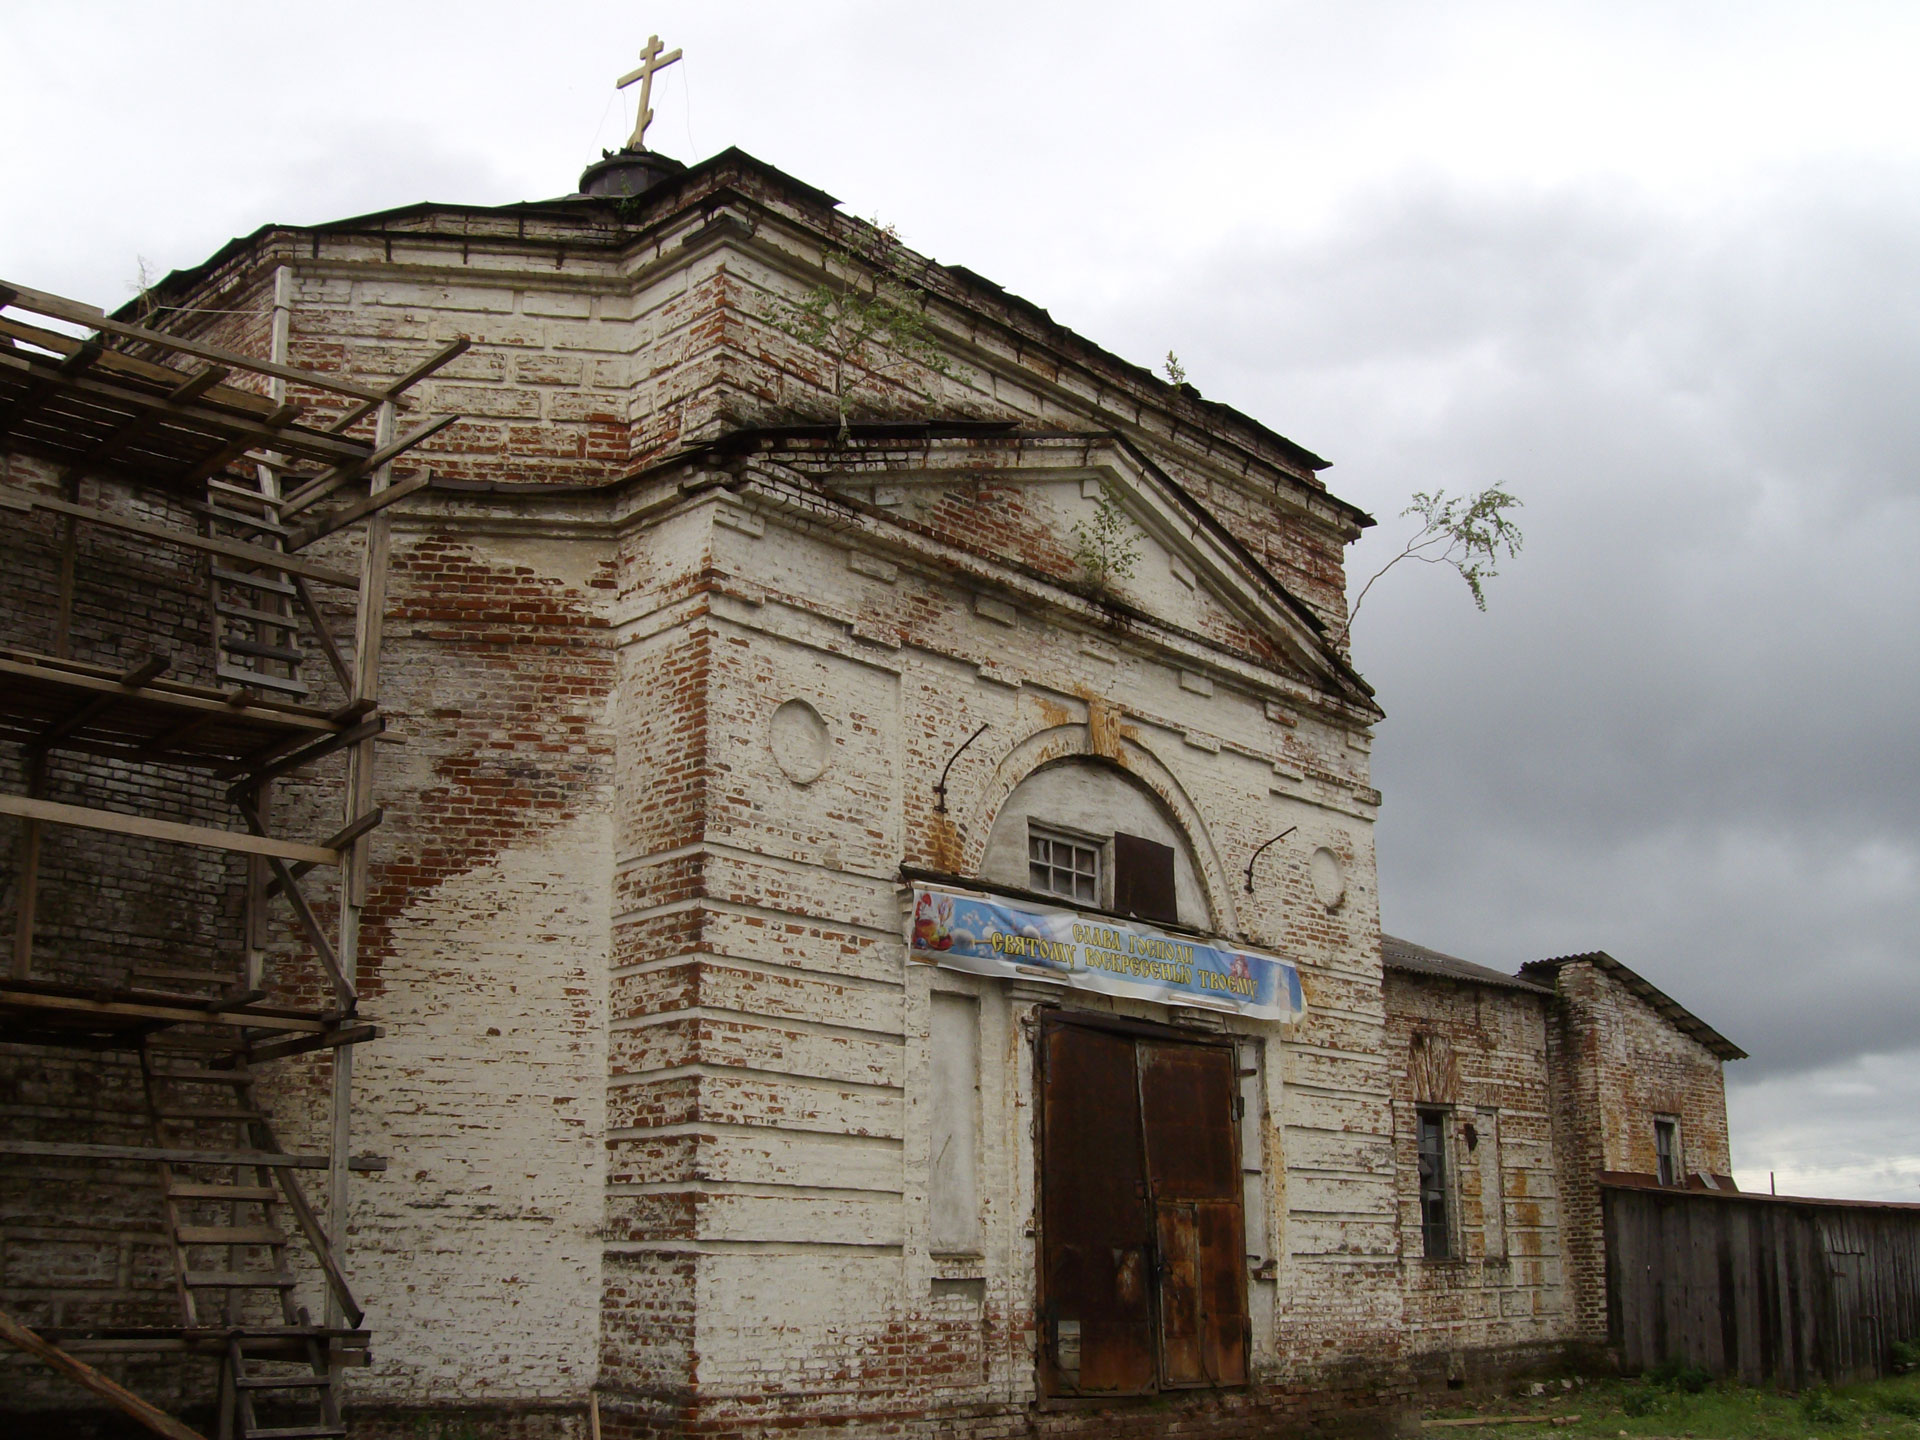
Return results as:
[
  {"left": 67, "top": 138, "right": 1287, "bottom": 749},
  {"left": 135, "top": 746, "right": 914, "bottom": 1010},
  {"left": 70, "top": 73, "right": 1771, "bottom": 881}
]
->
[{"left": 234, "top": 798, "right": 356, "bottom": 1009}]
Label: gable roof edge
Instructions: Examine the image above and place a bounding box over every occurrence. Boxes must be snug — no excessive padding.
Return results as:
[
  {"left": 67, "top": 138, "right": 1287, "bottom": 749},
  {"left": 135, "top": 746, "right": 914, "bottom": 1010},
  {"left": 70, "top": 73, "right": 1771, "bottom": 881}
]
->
[{"left": 1521, "top": 951, "right": 1747, "bottom": 1061}]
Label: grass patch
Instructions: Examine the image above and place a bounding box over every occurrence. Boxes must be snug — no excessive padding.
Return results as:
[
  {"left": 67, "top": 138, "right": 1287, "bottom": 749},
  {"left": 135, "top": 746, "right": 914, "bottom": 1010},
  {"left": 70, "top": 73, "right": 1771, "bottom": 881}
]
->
[{"left": 1420, "top": 1367, "right": 1920, "bottom": 1437}]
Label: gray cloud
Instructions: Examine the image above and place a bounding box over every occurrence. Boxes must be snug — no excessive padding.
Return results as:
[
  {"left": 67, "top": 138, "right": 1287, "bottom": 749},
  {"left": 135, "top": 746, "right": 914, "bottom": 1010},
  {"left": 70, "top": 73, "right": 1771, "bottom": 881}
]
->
[{"left": 1078, "top": 168, "right": 1920, "bottom": 1191}]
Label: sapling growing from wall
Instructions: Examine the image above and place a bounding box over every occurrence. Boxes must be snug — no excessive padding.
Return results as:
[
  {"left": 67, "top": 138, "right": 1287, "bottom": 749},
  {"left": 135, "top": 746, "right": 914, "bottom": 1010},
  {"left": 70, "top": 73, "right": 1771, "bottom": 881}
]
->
[
  {"left": 1072, "top": 481, "right": 1141, "bottom": 595},
  {"left": 765, "top": 220, "right": 950, "bottom": 440},
  {"left": 1342, "top": 485, "right": 1524, "bottom": 640}
]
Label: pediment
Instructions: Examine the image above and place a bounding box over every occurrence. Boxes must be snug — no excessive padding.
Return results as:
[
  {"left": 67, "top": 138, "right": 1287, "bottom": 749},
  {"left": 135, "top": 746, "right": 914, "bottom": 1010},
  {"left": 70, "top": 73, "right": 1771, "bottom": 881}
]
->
[{"left": 787, "top": 431, "right": 1374, "bottom": 709}]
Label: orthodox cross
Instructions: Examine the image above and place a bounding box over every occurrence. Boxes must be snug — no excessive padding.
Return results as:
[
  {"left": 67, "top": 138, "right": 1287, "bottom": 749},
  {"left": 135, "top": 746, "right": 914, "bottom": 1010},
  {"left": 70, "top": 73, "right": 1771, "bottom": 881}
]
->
[{"left": 617, "top": 34, "right": 683, "bottom": 150}]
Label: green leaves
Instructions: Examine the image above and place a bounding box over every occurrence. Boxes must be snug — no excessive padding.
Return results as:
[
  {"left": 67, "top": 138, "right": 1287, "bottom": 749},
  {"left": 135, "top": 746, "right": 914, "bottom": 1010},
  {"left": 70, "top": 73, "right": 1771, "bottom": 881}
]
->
[
  {"left": 1400, "top": 485, "right": 1526, "bottom": 612},
  {"left": 1344, "top": 483, "right": 1525, "bottom": 638},
  {"left": 763, "top": 220, "right": 950, "bottom": 439},
  {"left": 1072, "top": 481, "right": 1140, "bottom": 594}
]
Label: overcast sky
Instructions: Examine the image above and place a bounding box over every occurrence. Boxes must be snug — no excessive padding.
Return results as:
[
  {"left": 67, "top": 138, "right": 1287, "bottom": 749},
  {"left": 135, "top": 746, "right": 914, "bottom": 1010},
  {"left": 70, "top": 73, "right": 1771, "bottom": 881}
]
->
[{"left": 3, "top": 1, "right": 1914, "bottom": 1200}]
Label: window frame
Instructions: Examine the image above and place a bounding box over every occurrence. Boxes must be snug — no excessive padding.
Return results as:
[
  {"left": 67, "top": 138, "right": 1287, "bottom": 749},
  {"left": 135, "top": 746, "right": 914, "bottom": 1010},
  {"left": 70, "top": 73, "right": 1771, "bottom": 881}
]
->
[
  {"left": 1026, "top": 821, "right": 1106, "bottom": 907},
  {"left": 1416, "top": 1106, "right": 1453, "bottom": 1260},
  {"left": 1654, "top": 1115, "right": 1682, "bottom": 1187}
]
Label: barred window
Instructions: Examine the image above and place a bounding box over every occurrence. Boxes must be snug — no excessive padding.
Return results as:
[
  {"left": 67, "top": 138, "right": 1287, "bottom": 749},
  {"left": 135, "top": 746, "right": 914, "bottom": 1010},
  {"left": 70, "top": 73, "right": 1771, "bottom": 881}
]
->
[{"left": 1028, "top": 826, "right": 1099, "bottom": 904}]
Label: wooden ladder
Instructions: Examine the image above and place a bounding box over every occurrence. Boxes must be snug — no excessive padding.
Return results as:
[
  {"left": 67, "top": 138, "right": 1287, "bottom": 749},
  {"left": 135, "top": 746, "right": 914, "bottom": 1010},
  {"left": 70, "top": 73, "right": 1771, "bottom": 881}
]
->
[
  {"left": 139, "top": 1044, "right": 347, "bottom": 1439},
  {"left": 223, "top": 1327, "right": 345, "bottom": 1440},
  {"left": 204, "top": 472, "right": 309, "bottom": 699}
]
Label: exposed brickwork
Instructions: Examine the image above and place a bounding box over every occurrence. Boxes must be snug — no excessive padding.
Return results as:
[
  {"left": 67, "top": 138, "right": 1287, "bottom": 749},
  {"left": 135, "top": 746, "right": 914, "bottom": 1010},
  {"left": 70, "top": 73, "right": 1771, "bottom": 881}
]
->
[
  {"left": 1, "top": 147, "right": 1735, "bottom": 1438},
  {"left": 1382, "top": 973, "right": 1568, "bottom": 1374},
  {"left": 1540, "top": 960, "right": 1733, "bottom": 1343}
]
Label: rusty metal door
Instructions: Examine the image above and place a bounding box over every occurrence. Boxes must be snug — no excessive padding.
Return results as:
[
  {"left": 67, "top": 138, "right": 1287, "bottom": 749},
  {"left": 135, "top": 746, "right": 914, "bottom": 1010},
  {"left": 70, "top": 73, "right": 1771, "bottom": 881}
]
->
[
  {"left": 1040, "top": 1020, "right": 1156, "bottom": 1394},
  {"left": 1040, "top": 1018, "right": 1249, "bottom": 1396},
  {"left": 1139, "top": 1040, "right": 1249, "bottom": 1387}
]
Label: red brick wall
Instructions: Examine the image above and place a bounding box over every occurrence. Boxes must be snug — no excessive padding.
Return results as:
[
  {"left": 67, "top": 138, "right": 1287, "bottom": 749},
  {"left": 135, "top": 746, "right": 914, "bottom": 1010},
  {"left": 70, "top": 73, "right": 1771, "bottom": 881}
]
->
[
  {"left": 1383, "top": 973, "right": 1571, "bottom": 1374},
  {"left": 1543, "top": 960, "right": 1732, "bottom": 1343}
]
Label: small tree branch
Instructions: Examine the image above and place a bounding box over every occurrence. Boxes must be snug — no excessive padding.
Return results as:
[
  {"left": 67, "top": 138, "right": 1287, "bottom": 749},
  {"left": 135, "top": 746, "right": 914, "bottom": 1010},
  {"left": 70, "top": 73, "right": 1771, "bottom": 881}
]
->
[{"left": 1338, "top": 485, "right": 1524, "bottom": 644}]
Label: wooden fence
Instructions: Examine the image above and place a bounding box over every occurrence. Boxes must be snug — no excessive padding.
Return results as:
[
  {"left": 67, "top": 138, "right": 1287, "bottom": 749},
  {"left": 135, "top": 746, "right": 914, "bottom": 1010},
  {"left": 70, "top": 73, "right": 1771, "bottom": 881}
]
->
[{"left": 1605, "top": 1181, "right": 1920, "bottom": 1386}]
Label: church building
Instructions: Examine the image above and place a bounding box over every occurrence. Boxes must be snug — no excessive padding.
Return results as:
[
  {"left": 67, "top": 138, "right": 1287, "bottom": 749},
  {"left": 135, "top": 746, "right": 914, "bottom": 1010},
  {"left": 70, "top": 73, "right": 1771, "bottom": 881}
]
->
[{"left": 0, "top": 77, "right": 1746, "bottom": 1440}]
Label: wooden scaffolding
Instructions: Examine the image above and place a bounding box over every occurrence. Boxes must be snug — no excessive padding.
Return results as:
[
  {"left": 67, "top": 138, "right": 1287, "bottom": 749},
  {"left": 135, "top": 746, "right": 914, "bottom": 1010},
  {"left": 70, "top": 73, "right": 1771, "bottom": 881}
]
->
[{"left": 0, "top": 278, "right": 462, "bottom": 1439}]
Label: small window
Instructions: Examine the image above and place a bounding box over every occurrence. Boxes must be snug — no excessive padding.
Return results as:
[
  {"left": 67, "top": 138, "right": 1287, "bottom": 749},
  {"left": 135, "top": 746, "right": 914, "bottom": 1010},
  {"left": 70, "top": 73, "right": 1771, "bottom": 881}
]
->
[
  {"left": 1655, "top": 1118, "right": 1681, "bottom": 1186},
  {"left": 1417, "top": 1109, "right": 1450, "bottom": 1258},
  {"left": 1028, "top": 825, "right": 1099, "bottom": 904}
]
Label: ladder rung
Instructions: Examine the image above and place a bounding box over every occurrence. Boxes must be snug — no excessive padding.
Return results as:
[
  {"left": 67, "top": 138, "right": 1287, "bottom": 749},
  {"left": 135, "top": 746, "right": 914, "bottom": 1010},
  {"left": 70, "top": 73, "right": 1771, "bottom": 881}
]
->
[
  {"left": 246, "top": 1427, "right": 345, "bottom": 1439},
  {"left": 211, "top": 565, "right": 297, "bottom": 597},
  {"left": 217, "top": 663, "right": 309, "bottom": 696},
  {"left": 176, "top": 1224, "right": 285, "bottom": 1246},
  {"left": 168, "top": 1183, "right": 278, "bottom": 1201},
  {"left": 215, "top": 601, "right": 301, "bottom": 631},
  {"left": 235, "top": 1374, "right": 329, "bottom": 1391},
  {"left": 184, "top": 1269, "right": 297, "bottom": 1288},
  {"left": 155, "top": 1107, "right": 265, "bottom": 1121},
  {"left": 222, "top": 635, "right": 305, "bottom": 664}
]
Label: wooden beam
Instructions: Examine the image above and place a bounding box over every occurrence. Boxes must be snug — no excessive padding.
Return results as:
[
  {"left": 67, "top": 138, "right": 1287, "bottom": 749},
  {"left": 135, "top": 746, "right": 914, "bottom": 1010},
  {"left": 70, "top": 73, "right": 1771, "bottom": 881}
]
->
[
  {"left": 0, "top": 279, "right": 389, "bottom": 402},
  {"left": 325, "top": 336, "right": 472, "bottom": 434},
  {"left": 77, "top": 365, "right": 233, "bottom": 468},
  {"left": 0, "top": 1139, "right": 329, "bottom": 1169},
  {"left": 172, "top": 401, "right": 302, "bottom": 489},
  {"left": 0, "top": 988, "right": 328, "bottom": 1034},
  {"left": 11, "top": 754, "right": 45, "bottom": 981},
  {"left": 322, "top": 808, "right": 385, "bottom": 853},
  {"left": 0, "top": 344, "right": 97, "bottom": 439},
  {"left": 0, "top": 1307, "right": 210, "bottom": 1440},
  {"left": 279, "top": 413, "right": 459, "bottom": 517},
  {"left": 254, "top": 1114, "right": 365, "bottom": 1327},
  {"left": 285, "top": 468, "right": 431, "bottom": 550},
  {"left": 28, "top": 655, "right": 169, "bottom": 752},
  {"left": 0, "top": 487, "right": 360, "bottom": 588},
  {"left": 0, "top": 655, "right": 337, "bottom": 735},
  {"left": 234, "top": 798, "right": 354, "bottom": 1005},
  {"left": 292, "top": 575, "right": 354, "bottom": 693},
  {"left": 0, "top": 793, "right": 339, "bottom": 866},
  {"left": 0, "top": 348, "right": 370, "bottom": 466},
  {"left": 245, "top": 1022, "right": 382, "bottom": 1064},
  {"left": 0, "top": 312, "right": 279, "bottom": 416},
  {"left": 261, "top": 811, "right": 381, "bottom": 900}
]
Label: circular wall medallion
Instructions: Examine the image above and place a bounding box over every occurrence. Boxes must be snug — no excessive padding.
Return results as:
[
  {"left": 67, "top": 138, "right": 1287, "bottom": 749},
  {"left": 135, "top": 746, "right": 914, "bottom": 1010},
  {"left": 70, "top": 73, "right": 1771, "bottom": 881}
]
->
[
  {"left": 770, "top": 699, "right": 831, "bottom": 785},
  {"left": 1309, "top": 847, "right": 1347, "bottom": 910}
]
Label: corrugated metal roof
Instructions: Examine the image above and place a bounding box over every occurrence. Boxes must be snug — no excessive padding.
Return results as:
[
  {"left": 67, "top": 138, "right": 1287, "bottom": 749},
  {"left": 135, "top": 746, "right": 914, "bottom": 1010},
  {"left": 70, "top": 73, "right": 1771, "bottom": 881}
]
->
[{"left": 1381, "top": 936, "right": 1555, "bottom": 995}]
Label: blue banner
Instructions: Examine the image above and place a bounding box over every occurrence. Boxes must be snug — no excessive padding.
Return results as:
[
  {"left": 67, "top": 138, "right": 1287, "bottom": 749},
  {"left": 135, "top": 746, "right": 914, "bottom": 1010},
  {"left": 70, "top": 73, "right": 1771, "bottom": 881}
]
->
[{"left": 910, "top": 887, "right": 1304, "bottom": 1023}]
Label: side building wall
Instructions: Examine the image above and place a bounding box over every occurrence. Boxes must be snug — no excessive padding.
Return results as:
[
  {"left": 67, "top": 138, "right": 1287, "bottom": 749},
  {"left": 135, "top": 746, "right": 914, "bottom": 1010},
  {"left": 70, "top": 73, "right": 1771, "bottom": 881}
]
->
[
  {"left": 1381, "top": 973, "right": 1570, "bottom": 1385},
  {"left": 1543, "top": 960, "right": 1734, "bottom": 1347}
]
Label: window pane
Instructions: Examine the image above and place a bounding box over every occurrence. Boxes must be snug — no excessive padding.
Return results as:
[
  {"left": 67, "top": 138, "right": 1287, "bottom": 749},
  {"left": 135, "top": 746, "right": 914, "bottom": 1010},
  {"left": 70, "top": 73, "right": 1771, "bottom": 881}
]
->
[
  {"left": 1418, "top": 1111, "right": 1449, "bottom": 1258},
  {"left": 1027, "top": 826, "right": 1102, "bottom": 904}
]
